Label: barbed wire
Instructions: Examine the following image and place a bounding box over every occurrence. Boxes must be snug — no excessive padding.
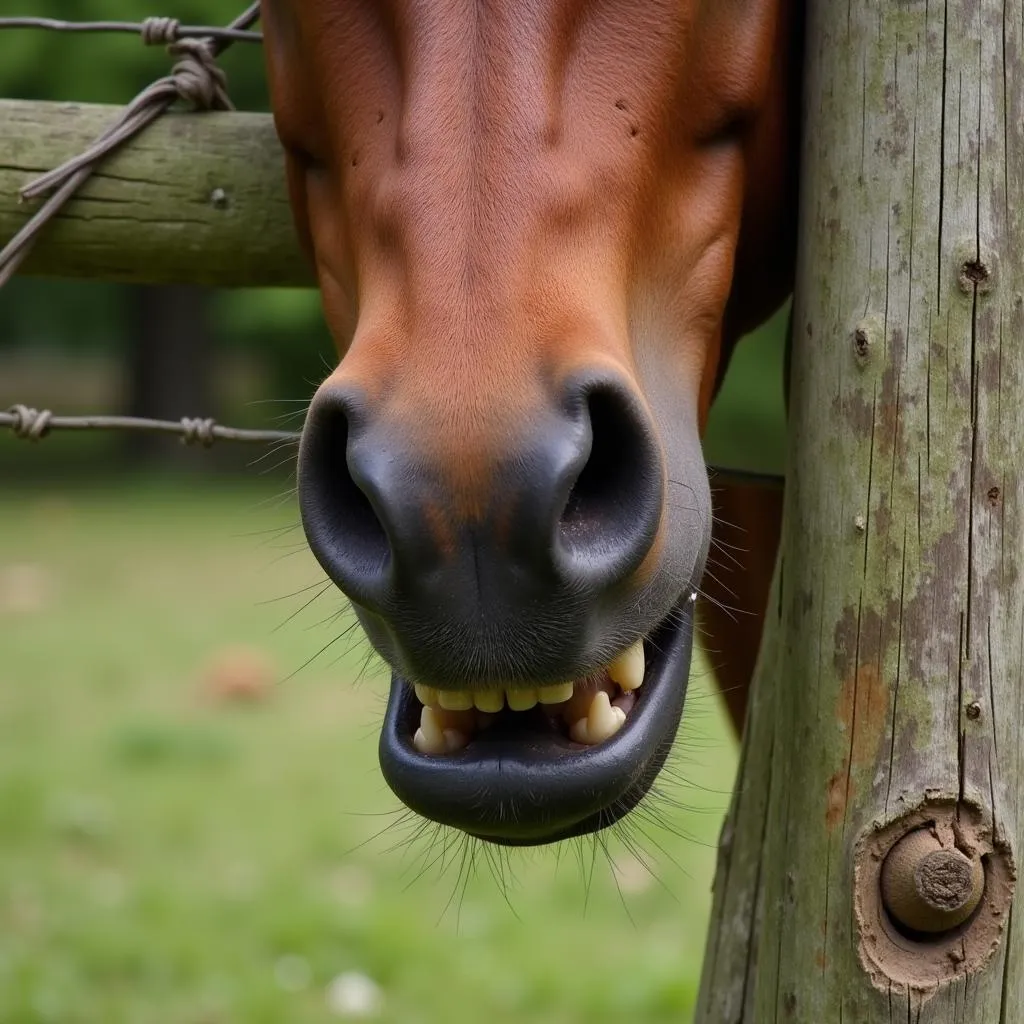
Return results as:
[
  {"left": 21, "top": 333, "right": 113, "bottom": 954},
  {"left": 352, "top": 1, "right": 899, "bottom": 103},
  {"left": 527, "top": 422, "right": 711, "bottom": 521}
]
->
[
  {"left": 0, "top": 2, "right": 261, "bottom": 287},
  {"left": 1, "top": 406, "right": 298, "bottom": 448},
  {"left": 0, "top": 9, "right": 786, "bottom": 490},
  {"left": 0, "top": 403, "right": 784, "bottom": 487},
  {"left": 0, "top": 16, "right": 261, "bottom": 45}
]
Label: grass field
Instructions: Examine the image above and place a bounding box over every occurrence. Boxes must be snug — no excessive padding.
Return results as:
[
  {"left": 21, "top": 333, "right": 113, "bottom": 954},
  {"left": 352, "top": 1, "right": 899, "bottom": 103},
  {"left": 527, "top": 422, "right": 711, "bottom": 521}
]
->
[{"left": 0, "top": 479, "right": 738, "bottom": 1024}]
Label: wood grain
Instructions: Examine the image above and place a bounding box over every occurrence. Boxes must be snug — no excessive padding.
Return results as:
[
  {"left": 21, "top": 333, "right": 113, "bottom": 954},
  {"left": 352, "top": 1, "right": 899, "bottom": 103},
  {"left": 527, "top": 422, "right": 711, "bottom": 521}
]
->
[
  {"left": 0, "top": 100, "right": 311, "bottom": 288},
  {"left": 697, "top": 1, "right": 1022, "bottom": 1018}
]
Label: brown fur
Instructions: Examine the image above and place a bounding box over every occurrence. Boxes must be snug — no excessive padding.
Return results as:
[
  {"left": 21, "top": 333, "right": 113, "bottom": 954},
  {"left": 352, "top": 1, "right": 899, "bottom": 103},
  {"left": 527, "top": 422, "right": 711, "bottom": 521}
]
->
[{"left": 261, "top": 0, "right": 800, "bottom": 729}]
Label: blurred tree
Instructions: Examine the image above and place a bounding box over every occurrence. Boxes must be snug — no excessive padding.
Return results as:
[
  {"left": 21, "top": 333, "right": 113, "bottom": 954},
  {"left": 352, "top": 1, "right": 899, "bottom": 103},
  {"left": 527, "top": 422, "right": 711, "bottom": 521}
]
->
[{"left": 124, "top": 285, "right": 214, "bottom": 465}]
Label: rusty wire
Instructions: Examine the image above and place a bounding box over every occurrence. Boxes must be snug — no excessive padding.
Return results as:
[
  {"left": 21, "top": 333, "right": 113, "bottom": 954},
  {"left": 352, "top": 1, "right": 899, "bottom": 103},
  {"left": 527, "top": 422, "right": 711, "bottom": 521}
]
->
[{"left": 0, "top": 2, "right": 261, "bottom": 287}]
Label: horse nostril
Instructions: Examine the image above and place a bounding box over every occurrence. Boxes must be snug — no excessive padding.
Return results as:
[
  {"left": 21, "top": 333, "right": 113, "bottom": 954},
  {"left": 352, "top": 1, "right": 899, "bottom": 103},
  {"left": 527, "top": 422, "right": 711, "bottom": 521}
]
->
[
  {"left": 557, "top": 381, "right": 663, "bottom": 583},
  {"left": 298, "top": 387, "right": 391, "bottom": 607},
  {"left": 297, "top": 376, "right": 663, "bottom": 651}
]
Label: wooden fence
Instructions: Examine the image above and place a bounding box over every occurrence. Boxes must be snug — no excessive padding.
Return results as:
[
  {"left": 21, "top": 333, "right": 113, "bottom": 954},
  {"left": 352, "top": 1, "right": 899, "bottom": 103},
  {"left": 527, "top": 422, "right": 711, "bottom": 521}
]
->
[{"left": 3, "top": 1, "right": 1022, "bottom": 1016}]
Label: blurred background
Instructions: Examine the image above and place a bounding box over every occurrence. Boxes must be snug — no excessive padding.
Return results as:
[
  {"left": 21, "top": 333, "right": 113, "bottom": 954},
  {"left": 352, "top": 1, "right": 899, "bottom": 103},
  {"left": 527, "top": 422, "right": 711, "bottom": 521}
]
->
[{"left": 0, "top": 3, "right": 788, "bottom": 1021}]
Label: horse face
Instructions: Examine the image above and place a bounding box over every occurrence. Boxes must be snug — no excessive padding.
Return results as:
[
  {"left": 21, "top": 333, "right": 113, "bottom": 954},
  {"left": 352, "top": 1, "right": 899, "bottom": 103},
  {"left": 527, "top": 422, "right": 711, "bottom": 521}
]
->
[{"left": 261, "top": 0, "right": 784, "bottom": 844}]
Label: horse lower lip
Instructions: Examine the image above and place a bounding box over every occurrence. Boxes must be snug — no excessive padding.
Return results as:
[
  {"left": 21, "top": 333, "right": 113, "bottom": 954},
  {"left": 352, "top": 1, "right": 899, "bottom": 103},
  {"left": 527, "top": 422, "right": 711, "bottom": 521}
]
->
[{"left": 376, "top": 599, "right": 696, "bottom": 845}]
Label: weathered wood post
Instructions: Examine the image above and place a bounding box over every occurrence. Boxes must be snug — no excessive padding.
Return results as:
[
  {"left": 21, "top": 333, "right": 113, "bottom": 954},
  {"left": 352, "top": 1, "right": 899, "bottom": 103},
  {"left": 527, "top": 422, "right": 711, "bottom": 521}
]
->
[{"left": 696, "top": 0, "right": 1022, "bottom": 1019}]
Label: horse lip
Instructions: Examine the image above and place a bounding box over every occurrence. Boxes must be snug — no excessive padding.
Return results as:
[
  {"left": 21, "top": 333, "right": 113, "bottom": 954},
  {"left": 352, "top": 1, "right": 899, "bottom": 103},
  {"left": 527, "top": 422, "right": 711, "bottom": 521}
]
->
[{"left": 377, "top": 599, "right": 695, "bottom": 846}]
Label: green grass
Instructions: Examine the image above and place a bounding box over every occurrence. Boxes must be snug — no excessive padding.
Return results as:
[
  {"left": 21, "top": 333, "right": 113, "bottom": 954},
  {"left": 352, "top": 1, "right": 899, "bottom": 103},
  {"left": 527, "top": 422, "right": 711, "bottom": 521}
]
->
[{"left": 0, "top": 480, "right": 737, "bottom": 1024}]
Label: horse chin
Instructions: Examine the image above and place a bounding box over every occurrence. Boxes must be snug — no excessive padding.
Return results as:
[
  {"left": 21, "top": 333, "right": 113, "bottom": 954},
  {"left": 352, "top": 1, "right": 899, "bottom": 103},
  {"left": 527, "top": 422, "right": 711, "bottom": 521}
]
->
[{"left": 376, "top": 597, "right": 697, "bottom": 846}]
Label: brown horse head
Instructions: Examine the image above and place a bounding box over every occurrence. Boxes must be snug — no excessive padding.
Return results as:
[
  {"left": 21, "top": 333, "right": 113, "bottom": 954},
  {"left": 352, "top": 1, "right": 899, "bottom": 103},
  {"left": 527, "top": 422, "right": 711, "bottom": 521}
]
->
[{"left": 261, "top": 0, "right": 798, "bottom": 844}]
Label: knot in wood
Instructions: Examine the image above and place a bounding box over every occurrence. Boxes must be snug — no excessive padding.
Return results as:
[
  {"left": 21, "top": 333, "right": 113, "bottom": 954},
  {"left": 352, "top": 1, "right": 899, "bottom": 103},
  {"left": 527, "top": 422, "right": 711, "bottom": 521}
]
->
[
  {"left": 957, "top": 255, "right": 995, "bottom": 294},
  {"left": 881, "top": 829, "right": 985, "bottom": 935},
  {"left": 852, "top": 316, "right": 881, "bottom": 368},
  {"left": 853, "top": 327, "right": 871, "bottom": 360}
]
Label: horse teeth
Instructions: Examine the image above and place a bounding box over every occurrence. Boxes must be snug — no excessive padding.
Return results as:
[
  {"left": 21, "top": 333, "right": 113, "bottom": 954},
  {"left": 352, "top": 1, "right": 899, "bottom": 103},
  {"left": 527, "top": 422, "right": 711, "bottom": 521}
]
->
[
  {"left": 437, "top": 689, "right": 474, "bottom": 710},
  {"left": 607, "top": 639, "right": 645, "bottom": 691},
  {"left": 413, "top": 675, "right": 631, "bottom": 752},
  {"left": 506, "top": 688, "right": 538, "bottom": 711},
  {"left": 413, "top": 727, "right": 439, "bottom": 753},
  {"left": 443, "top": 729, "right": 469, "bottom": 752},
  {"left": 569, "top": 718, "right": 591, "bottom": 744},
  {"left": 413, "top": 706, "right": 447, "bottom": 754},
  {"left": 414, "top": 683, "right": 438, "bottom": 705},
  {"left": 570, "top": 691, "right": 626, "bottom": 746},
  {"left": 537, "top": 682, "right": 574, "bottom": 704},
  {"left": 473, "top": 689, "right": 505, "bottom": 713}
]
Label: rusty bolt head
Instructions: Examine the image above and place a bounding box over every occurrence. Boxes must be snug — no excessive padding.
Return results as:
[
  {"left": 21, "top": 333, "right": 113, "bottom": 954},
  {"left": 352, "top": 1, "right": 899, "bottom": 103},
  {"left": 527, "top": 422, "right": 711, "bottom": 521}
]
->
[
  {"left": 881, "top": 828, "right": 985, "bottom": 935},
  {"left": 966, "top": 701, "right": 982, "bottom": 720}
]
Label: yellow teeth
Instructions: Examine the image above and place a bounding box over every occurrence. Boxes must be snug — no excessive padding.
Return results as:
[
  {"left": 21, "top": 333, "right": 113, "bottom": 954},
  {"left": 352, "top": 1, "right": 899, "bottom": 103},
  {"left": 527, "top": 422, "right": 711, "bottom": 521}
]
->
[
  {"left": 413, "top": 706, "right": 446, "bottom": 754},
  {"left": 426, "top": 684, "right": 572, "bottom": 713},
  {"left": 473, "top": 689, "right": 505, "bottom": 713},
  {"left": 414, "top": 684, "right": 438, "bottom": 706},
  {"left": 412, "top": 728, "right": 436, "bottom": 754},
  {"left": 413, "top": 706, "right": 469, "bottom": 755},
  {"left": 437, "top": 689, "right": 474, "bottom": 711},
  {"left": 412, "top": 647, "right": 642, "bottom": 753},
  {"left": 607, "top": 639, "right": 645, "bottom": 692},
  {"left": 538, "top": 682, "right": 574, "bottom": 704},
  {"left": 569, "top": 691, "right": 627, "bottom": 745},
  {"left": 506, "top": 688, "right": 538, "bottom": 711}
]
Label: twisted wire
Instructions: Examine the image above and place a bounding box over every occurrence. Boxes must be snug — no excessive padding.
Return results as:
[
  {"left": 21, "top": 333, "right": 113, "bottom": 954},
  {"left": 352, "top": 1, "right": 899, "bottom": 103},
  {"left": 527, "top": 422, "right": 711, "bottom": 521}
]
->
[
  {"left": 2, "top": 405, "right": 300, "bottom": 447},
  {"left": 0, "top": 3, "right": 261, "bottom": 287}
]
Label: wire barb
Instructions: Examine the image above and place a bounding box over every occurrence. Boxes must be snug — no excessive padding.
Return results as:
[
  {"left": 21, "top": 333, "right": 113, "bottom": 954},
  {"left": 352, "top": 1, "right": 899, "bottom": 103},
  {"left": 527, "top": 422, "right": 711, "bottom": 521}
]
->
[
  {"left": 179, "top": 417, "right": 217, "bottom": 447},
  {"left": 6, "top": 404, "right": 53, "bottom": 441},
  {"left": 0, "top": 404, "right": 784, "bottom": 486},
  {"left": 0, "top": 5, "right": 787, "bottom": 491},
  {"left": 1, "top": 406, "right": 300, "bottom": 447},
  {"left": 140, "top": 17, "right": 182, "bottom": 46}
]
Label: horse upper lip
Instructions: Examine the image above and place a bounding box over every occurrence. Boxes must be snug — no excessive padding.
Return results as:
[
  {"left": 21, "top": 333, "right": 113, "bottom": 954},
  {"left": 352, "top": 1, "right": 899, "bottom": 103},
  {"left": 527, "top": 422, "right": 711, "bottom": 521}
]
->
[{"left": 376, "top": 598, "right": 696, "bottom": 845}]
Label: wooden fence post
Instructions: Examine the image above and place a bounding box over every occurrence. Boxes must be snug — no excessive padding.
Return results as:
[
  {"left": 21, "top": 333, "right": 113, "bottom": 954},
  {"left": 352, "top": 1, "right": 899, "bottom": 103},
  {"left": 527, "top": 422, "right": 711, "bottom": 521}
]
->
[{"left": 696, "top": 1, "right": 1021, "bottom": 1019}]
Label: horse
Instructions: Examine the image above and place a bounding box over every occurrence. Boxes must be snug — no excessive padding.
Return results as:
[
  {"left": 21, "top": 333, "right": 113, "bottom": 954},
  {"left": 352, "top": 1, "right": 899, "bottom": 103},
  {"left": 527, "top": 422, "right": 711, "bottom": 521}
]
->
[{"left": 260, "top": 0, "right": 801, "bottom": 845}]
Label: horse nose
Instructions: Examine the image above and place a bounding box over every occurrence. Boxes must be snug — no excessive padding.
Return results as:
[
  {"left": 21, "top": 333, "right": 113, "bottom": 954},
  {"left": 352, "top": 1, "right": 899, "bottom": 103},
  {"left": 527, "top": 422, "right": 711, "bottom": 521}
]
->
[
  {"left": 297, "top": 377, "right": 663, "bottom": 617},
  {"left": 551, "top": 377, "right": 664, "bottom": 587}
]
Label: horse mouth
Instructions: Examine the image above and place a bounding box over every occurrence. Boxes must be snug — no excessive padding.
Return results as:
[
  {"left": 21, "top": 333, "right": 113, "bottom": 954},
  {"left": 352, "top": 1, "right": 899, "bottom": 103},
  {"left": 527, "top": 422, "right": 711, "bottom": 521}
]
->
[{"left": 378, "top": 594, "right": 697, "bottom": 846}]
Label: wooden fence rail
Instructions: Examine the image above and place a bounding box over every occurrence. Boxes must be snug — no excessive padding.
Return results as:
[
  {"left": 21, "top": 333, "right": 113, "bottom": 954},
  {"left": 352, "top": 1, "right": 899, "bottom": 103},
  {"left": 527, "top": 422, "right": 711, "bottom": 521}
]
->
[{"left": 0, "top": 99, "right": 310, "bottom": 288}]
